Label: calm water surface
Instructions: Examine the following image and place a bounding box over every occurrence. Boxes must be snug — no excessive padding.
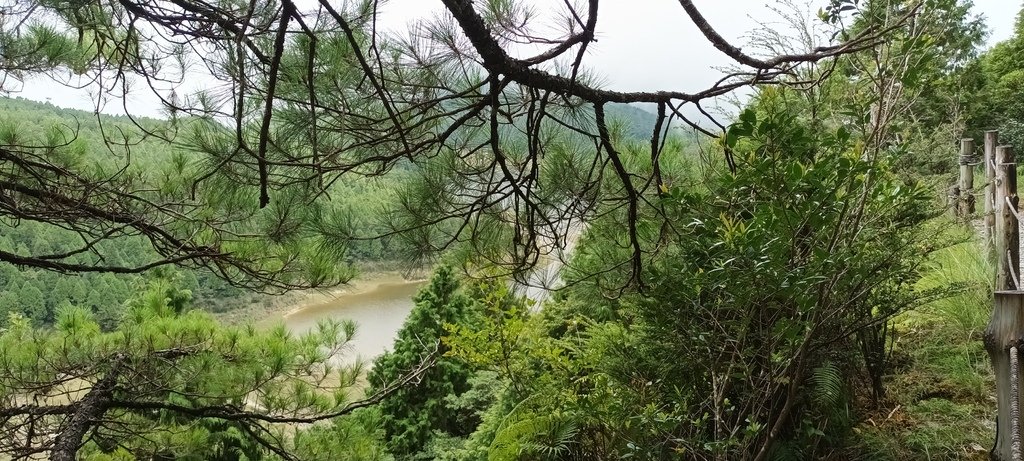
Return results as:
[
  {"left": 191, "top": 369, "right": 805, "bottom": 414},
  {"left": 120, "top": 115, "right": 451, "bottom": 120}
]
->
[
  {"left": 280, "top": 280, "right": 426, "bottom": 363},
  {"left": 276, "top": 237, "right": 575, "bottom": 364}
]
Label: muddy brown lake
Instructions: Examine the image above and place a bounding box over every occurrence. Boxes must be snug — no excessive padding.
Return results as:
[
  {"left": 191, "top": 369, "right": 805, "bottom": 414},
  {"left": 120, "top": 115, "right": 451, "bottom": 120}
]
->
[{"left": 270, "top": 276, "right": 427, "bottom": 364}]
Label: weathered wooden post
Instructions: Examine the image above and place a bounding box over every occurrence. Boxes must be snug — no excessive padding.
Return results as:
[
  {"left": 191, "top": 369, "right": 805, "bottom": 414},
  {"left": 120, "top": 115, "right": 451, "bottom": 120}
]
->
[
  {"left": 985, "top": 292, "right": 1024, "bottom": 461},
  {"left": 960, "top": 138, "right": 976, "bottom": 217},
  {"left": 988, "top": 145, "right": 1023, "bottom": 461},
  {"left": 996, "top": 146, "right": 1019, "bottom": 292},
  {"left": 988, "top": 131, "right": 1001, "bottom": 250}
]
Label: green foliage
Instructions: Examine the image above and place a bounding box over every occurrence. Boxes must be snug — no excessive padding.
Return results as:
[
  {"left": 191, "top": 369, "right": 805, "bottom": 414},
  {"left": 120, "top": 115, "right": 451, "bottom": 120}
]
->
[
  {"left": 601, "top": 104, "right": 670, "bottom": 141},
  {"left": 442, "top": 94, "right": 940, "bottom": 459},
  {"left": 489, "top": 399, "right": 579, "bottom": 461},
  {"left": 0, "top": 276, "right": 383, "bottom": 459},
  {"left": 293, "top": 408, "right": 395, "bottom": 461},
  {"left": 17, "top": 283, "right": 47, "bottom": 324},
  {"left": 806, "top": 0, "right": 986, "bottom": 178},
  {"left": 635, "top": 102, "right": 933, "bottom": 456},
  {"left": 0, "top": 96, "right": 231, "bottom": 323},
  {"left": 368, "top": 266, "right": 480, "bottom": 459},
  {"left": 968, "top": 7, "right": 1024, "bottom": 151},
  {"left": 0, "top": 95, "right": 419, "bottom": 326},
  {"left": 0, "top": 1, "right": 1009, "bottom": 459},
  {"left": 0, "top": 19, "right": 104, "bottom": 77},
  {"left": 849, "top": 234, "right": 994, "bottom": 459}
]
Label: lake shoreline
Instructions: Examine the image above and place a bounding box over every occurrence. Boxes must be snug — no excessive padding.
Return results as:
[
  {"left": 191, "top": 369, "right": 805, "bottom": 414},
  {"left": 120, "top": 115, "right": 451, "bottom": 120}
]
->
[{"left": 213, "top": 271, "right": 427, "bottom": 327}]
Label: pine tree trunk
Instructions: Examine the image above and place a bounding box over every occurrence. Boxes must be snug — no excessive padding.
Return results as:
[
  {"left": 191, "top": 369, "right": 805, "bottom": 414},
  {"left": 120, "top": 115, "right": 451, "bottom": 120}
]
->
[{"left": 50, "top": 355, "right": 123, "bottom": 461}]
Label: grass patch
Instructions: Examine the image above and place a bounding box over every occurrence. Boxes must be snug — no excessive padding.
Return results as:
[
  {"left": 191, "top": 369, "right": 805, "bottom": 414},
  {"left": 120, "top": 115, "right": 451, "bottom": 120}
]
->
[{"left": 849, "top": 225, "right": 994, "bottom": 460}]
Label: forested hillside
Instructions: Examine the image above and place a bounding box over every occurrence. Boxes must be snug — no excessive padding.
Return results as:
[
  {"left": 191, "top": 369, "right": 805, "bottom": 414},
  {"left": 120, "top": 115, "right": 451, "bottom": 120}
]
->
[
  {"left": 0, "top": 0, "right": 1019, "bottom": 460},
  {"left": 0, "top": 96, "right": 242, "bottom": 326},
  {"left": 0, "top": 96, "right": 662, "bottom": 327}
]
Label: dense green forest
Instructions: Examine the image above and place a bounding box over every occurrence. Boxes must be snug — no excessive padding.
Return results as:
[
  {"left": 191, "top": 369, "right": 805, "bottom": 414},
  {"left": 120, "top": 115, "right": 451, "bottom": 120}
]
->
[
  {"left": 0, "top": 95, "right": 666, "bottom": 327},
  {"left": 0, "top": 94, "right": 425, "bottom": 323},
  {"left": 0, "top": 0, "right": 1022, "bottom": 460},
  {"left": 0, "top": 96, "right": 248, "bottom": 324}
]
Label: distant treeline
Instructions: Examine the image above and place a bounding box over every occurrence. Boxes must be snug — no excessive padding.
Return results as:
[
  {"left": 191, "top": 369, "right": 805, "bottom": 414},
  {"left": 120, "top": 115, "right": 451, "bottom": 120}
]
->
[{"left": 0, "top": 95, "right": 675, "bottom": 327}]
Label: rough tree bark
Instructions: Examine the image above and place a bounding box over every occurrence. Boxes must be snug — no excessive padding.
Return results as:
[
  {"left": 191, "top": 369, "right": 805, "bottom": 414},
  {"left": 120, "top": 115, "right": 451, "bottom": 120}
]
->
[{"left": 50, "top": 354, "right": 124, "bottom": 461}]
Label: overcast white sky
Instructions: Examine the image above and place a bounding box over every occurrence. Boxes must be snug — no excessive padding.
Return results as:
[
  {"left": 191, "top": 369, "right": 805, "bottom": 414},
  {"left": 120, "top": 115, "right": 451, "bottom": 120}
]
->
[
  {"left": 378, "top": 0, "right": 1019, "bottom": 95},
  {"left": 11, "top": 0, "right": 1021, "bottom": 117}
]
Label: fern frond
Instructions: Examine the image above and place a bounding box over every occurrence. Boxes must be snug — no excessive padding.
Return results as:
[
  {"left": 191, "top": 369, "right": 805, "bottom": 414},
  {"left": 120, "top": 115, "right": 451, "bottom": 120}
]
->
[{"left": 811, "top": 361, "right": 843, "bottom": 409}]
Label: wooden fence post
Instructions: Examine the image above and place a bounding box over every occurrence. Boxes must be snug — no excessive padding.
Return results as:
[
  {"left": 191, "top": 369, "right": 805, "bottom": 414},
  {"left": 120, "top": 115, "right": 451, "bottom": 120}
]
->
[
  {"left": 996, "top": 146, "right": 1019, "bottom": 292},
  {"left": 988, "top": 131, "right": 1001, "bottom": 250},
  {"left": 950, "top": 184, "right": 961, "bottom": 216},
  {"left": 960, "top": 138, "right": 976, "bottom": 217},
  {"left": 985, "top": 291, "right": 1024, "bottom": 461}
]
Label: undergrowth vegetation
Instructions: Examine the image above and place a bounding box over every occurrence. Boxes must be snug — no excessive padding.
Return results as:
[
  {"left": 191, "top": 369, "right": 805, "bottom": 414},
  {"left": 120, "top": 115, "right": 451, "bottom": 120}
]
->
[
  {"left": 3, "top": 0, "right": 1024, "bottom": 458},
  {"left": 854, "top": 231, "right": 994, "bottom": 460}
]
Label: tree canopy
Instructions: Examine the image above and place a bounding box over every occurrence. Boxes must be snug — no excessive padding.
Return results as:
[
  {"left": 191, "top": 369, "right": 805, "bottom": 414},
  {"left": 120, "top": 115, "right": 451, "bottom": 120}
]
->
[
  {"left": 0, "top": 0, "right": 1014, "bottom": 459},
  {"left": 0, "top": 0, "right": 915, "bottom": 288},
  {"left": 0, "top": 276, "right": 434, "bottom": 460}
]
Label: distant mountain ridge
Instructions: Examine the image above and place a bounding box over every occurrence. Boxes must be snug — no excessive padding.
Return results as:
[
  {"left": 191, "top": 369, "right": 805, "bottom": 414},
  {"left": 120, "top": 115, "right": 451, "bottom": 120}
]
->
[
  {"left": 0, "top": 95, "right": 669, "bottom": 143},
  {"left": 604, "top": 103, "right": 662, "bottom": 140}
]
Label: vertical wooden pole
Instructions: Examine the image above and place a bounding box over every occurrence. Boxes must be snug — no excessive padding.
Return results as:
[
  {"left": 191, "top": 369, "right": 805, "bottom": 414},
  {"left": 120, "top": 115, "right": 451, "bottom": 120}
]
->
[
  {"left": 997, "top": 146, "right": 1020, "bottom": 292},
  {"left": 950, "top": 184, "right": 961, "bottom": 217},
  {"left": 1012, "top": 345, "right": 1022, "bottom": 460},
  {"left": 988, "top": 131, "right": 1001, "bottom": 249},
  {"left": 960, "top": 138, "right": 976, "bottom": 217},
  {"left": 985, "top": 292, "right": 1024, "bottom": 461}
]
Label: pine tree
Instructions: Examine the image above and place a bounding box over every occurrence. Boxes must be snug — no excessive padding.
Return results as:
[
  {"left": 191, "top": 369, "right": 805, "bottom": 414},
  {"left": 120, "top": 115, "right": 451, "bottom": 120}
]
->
[
  {"left": 18, "top": 283, "right": 47, "bottom": 324},
  {"left": 0, "top": 278, "right": 404, "bottom": 460},
  {"left": 368, "top": 266, "right": 476, "bottom": 459},
  {"left": 0, "top": 291, "right": 17, "bottom": 325}
]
